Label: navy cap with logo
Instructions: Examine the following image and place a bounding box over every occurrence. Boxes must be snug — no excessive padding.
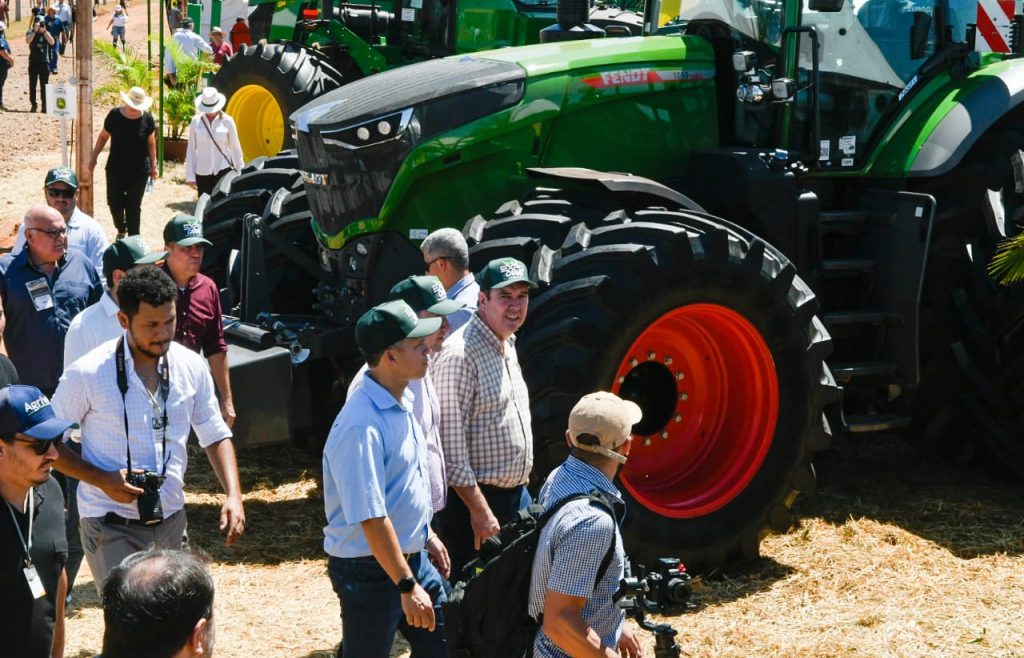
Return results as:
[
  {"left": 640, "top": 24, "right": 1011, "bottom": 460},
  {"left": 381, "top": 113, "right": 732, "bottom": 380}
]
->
[
  {"left": 45, "top": 167, "right": 79, "bottom": 189},
  {"left": 163, "top": 214, "right": 213, "bottom": 247},
  {"left": 355, "top": 300, "right": 443, "bottom": 358},
  {"left": 0, "top": 385, "right": 76, "bottom": 440},
  {"left": 475, "top": 257, "right": 537, "bottom": 291},
  {"left": 389, "top": 275, "right": 465, "bottom": 315}
]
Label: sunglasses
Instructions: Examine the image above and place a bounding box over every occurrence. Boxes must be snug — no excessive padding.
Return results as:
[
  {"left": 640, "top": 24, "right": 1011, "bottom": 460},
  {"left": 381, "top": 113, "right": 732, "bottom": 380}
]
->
[
  {"left": 13, "top": 437, "right": 59, "bottom": 456},
  {"left": 424, "top": 256, "right": 448, "bottom": 271},
  {"left": 27, "top": 227, "right": 69, "bottom": 239},
  {"left": 46, "top": 187, "right": 76, "bottom": 199}
]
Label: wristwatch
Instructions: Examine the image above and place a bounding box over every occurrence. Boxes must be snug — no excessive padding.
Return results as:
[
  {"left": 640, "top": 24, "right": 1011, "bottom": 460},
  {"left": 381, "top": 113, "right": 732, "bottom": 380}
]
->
[{"left": 397, "top": 575, "right": 417, "bottom": 594}]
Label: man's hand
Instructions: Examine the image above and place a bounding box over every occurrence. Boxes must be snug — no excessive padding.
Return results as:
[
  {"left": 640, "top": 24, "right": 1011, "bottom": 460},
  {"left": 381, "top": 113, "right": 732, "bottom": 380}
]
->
[
  {"left": 400, "top": 584, "right": 436, "bottom": 631},
  {"left": 617, "top": 623, "right": 643, "bottom": 658},
  {"left": 220, "top": 398, "right": 236, "bottom": 428},
  {"left": 187, "top": 181, "right": 197, "bottom": 190},
  {"left": 100, "top": 468, "right": 145, "bottom": 503},
  {"left": 470, "top": 505, "right": 501, "bottom": 549},
  {"left": 426, "top": 533, "right": 450, "bottom": 580},
  {"left": 219, "top": 494, "right": 245, "bottom": 546},
  {"left": 149, "top": 167, "right": 159, "bottom": 180}
]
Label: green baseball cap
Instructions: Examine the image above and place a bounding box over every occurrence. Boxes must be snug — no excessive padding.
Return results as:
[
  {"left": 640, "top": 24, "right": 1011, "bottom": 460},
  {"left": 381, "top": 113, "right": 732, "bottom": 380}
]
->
[
  {"left": 389, "top": 275, "right": 464, "bottom": 315},
  {"left": 163, "top": 214, "right": 213, "bottom": 247},
  {"left": 44, "top": 167, "right": 79, "bottom": 189},
  {"left": 355, "top": 300, "right": 443, "bottom": 358},
  {"left": 103, "top": 236, "right": 168, "bottom": 281},
  {"left": 475, "top": 257, "right": 537, "bottom": 291}
]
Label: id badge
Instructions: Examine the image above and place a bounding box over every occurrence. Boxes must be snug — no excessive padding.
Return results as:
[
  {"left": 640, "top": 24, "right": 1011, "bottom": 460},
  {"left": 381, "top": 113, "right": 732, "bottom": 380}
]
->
[
  {"left": 24, "top": 564, "right": 46, "bottom": 599},
  {"left": 25, "top": 278, "right": 54, "bottom": 312},
  {"left": 152, "top": 415, "right": 167, "bottom": 443}
]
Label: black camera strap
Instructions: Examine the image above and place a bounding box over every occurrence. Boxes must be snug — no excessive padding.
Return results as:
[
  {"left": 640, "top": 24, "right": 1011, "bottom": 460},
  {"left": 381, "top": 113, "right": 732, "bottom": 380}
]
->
[{"left": 116, "top": 337, "right": 170, "bottom": 477}]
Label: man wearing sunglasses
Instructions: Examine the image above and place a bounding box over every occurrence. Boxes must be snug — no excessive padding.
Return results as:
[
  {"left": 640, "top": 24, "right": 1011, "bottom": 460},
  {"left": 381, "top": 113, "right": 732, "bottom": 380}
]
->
[
  {"left": 0, "top": 205, "right": 103, "bottom": 396},
  {"left": 12, "top": 168, "right": 109, "bottom": 280},
  {"left": 0, "top": 384, "right": 77, "bottom": 658}
]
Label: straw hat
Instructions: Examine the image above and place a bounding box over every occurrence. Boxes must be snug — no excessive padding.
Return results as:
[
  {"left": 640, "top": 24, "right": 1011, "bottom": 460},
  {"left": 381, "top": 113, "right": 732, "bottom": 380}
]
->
[
  {"left": 120, "top": 86, "right": 153, "bottom": 112},
  {"left": 195, "top": 87, "right": 226, "bottom": 113}
]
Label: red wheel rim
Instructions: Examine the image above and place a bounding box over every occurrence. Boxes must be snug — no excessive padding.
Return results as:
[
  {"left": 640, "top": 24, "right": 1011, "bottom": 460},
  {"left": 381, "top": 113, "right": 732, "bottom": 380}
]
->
[{"left": 612, "top": 304, "right": 779, "bottom": 518}]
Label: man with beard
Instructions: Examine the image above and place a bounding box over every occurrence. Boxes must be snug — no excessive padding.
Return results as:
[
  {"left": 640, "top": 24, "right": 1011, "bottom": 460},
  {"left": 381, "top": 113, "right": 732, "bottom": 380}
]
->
[
  {"left": 99, "top": 548, "right": 217, "bottom": 658},
  {"left": 431, "top": 257, "right": 536, "bottom": 579},
  {"left": 51, "top": 266, "right": 244, "bottom": 591},
  {"left": 0, "top": 384, "right": 77, "bottom": 658}
]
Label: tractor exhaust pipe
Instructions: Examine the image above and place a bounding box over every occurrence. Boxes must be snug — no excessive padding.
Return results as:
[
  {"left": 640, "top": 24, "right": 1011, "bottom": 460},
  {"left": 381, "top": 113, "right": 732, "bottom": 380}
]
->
[{"left": 540, "top": 0, "right": 605, "bottom": 42}]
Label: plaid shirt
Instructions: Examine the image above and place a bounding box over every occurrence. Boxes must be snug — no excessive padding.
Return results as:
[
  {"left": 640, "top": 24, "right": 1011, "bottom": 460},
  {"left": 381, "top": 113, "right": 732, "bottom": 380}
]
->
[
  {"left": 528, "top": 457, "right": 626, "bottom": 657},
  {"left": 431, "top": 313, "right": 532, "bottom": 488}
]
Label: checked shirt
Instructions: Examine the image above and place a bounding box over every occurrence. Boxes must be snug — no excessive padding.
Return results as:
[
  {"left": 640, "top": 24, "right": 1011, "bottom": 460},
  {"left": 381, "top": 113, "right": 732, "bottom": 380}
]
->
[{"left": 431, "top": 313, "right": 532, "bottom": 488}]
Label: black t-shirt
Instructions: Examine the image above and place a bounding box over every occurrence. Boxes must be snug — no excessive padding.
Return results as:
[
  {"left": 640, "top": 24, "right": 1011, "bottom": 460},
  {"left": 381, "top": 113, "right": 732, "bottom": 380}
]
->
[
  {"left": 0, "top": 478, "right": 68, "bottom": 658},
  {"left": 103, "top": 107, "right": 156, "bottom": 174},
  {"left": 27, "top": 30, "right": 49, "bottom": 68}
]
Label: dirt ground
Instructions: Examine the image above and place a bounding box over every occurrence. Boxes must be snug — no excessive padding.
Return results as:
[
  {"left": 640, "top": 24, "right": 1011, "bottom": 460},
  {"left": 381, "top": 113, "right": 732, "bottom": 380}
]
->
[{"left": 1, "top": 1, "right": 1023, "bottom": 656}]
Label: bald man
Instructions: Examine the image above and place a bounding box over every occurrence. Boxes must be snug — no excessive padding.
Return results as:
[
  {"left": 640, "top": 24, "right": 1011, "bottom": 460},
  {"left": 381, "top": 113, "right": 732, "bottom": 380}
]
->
[{"left": 0, "top": 205, "right": 102, "bottom": 395}]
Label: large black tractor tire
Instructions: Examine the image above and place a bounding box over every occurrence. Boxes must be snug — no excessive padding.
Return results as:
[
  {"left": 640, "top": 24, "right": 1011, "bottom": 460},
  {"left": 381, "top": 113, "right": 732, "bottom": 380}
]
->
[
  {"left": 466, "top": 197, "right": 838, "bottom": 571},
  {"left": 911, "top": 128, "right": 1024, "bottom": 477},
  {"left": 197, "top": 154, "right": 318, "bottom": 315},
  {"left": 213, "top": 42, "right": 346, "bottom": 161}
]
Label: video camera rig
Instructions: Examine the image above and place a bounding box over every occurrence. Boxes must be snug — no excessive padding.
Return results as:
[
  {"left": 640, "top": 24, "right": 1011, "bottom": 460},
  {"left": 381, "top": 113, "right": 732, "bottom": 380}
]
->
[{"left": 616, "top": 558, "right": 696, "bottom": 658}]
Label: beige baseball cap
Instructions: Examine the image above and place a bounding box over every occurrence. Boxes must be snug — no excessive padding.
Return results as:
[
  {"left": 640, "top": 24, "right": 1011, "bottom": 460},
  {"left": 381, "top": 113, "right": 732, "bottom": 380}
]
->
[{"left": 568, "top": 392, "right": 642, "bottom": 464}]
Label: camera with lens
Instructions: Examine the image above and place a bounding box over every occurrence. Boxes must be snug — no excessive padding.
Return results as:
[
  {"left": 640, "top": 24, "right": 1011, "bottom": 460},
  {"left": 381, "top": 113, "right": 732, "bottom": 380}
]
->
[
  {"left": 615, "top": 557, "right": 695, "bottom": 658},
  {"left": 127, "top": 470, "right": 166, "bottom": 525}
]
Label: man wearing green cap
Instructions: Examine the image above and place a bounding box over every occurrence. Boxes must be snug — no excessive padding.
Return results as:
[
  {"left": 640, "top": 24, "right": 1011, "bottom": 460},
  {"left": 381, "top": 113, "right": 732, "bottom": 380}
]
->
[
  {"left": 348, "top": 275, "right": 465, "bottom": 520},
  {"left": 323, "top": 299, "right": 449, "bottom": 658},
  {"left": 162, "top": 215, "right": 234, "bottom": 428},
  {"left": 65, "top": 237, "right": 167, "bottom": 369},
  {"left": 432, "top": 256, "right": 537, "bottom": 579},
  {"left": 13, "top": 168, "right": 109, "bottom": 279}
]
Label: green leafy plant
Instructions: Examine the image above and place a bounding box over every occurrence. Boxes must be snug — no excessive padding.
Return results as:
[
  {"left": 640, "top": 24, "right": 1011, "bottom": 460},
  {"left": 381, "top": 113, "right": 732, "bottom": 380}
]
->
[
  {"left": 989, "top": 234, "right": 1024, "bottom": 285},
  {"left": 164, "top": 38, "right": 219, "bottom": 140},
  {"left": 93, "top": 41, "right": 151, "bottom": 105}
]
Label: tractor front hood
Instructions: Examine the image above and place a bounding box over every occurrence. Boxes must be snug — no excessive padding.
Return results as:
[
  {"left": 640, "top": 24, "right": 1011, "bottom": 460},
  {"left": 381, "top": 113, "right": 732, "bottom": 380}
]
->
[{"left": 293, "top": 56, "right": 526, "bottom": 249}]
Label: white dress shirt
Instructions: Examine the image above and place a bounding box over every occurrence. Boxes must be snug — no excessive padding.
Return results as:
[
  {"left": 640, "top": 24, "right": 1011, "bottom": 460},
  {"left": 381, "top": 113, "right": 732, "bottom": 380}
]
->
[
  {"left": 63, "top": 292, "right": 122, "bottom": 369},
  {"left": 163, "top": 29, "right": 212, "bottom": 74},
  {"left": 15, "top": 206, "right": 109, "bottom": 279},
  {"left": 52, "top": 338, "right": 232, "bottom": 521},
  {"left": 185, "top": 112, "right": 245, "bottom": 182}
]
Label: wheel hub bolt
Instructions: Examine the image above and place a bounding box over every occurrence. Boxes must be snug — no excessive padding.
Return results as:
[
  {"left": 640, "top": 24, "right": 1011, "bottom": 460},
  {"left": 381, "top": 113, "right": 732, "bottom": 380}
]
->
[
  {"left": 661, "top": 431, "right": 669, "bottom": 439},
  {"left": 643, "top": 438, "right": 652, "bottom": 447},
  {"left": 680, "top": 393, "right": 688, "bottom": 401},
  {"left": 630, "top": 358, "right": 639, "bottom": 367},
  {"left": 674, "top": 415, "right": 682, "bottom": 423},
  {"left": 664, "top": 356, "right": 673, "bottom": 365},
  {"left": 647, "top": 351, "right": 656, "bottom": 360},
  {"left": 676, "top": 372, "right": 685, "bottom": 380},
  {"left": 617, "top": 376, "right": 625, "bottom": 384}
]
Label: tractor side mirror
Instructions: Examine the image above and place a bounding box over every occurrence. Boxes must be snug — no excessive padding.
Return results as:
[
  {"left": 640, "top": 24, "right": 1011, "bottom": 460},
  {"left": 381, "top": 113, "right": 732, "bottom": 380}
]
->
[
  {"left": 910, "top": 12, "right": 932, "bottom": 59},
  {"left": 807, "top": 0, "right": 844, "bottom": 12}
]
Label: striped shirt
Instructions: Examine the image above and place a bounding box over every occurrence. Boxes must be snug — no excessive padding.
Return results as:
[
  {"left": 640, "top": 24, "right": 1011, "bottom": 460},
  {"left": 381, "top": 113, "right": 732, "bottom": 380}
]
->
[
  {"left": 528, "top": 457, "right": 627, "bottom": 658},
  {"left": 431, "top": 313, "right": 532, "bottom": 488}
]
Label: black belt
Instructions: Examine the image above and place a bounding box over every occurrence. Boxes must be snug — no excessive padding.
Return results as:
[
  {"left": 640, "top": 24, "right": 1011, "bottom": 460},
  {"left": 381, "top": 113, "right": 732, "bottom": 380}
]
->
[{"left": 103, "top": 510, "right": 178, "bottom": 528}]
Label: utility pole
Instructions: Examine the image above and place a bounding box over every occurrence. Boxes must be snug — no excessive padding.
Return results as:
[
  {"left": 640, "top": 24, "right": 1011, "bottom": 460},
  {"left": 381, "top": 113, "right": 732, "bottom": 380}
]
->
[{"left": 75, "top": 0, "right": 94, "bottom": 214}]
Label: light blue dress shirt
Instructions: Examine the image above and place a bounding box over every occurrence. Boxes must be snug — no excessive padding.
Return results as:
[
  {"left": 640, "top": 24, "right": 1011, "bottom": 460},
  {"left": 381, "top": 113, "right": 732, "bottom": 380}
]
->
[
  {"left": 322, "top": 373, "right": 432, "bottom": 558},
  {"left": 445, "top": 273, "right": 480, "bottom": 333}
]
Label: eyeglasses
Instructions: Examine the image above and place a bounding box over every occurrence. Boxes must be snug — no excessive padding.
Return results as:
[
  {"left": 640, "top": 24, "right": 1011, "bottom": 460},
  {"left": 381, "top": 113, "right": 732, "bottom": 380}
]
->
[
  {"left": 27, "top": 227, "right": 69, "bottom": 239},
  {"left": 424, "top": 256, "right": 449, "bottom": 271},
  {"left": 13, "top": 437, "right": 59, "bottom": 456},
  {"left": 46, "top": 187, "right": 76, "bottom": 199}
]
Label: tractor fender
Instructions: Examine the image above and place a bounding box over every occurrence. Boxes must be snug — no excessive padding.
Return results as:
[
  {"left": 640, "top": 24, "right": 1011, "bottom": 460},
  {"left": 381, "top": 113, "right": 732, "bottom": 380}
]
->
[{"left": 908, "top": 62, "right": 1024, "bottom": 177}]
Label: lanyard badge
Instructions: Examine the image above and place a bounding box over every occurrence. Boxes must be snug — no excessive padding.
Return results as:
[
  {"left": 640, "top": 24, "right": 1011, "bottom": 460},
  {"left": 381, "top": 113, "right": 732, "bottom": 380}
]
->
[
  {"left": 26, "top": 277, "right": 54, "bottom": 312},
  {"left": 6, "top": 490, "right": 46, "bottom": 599}
]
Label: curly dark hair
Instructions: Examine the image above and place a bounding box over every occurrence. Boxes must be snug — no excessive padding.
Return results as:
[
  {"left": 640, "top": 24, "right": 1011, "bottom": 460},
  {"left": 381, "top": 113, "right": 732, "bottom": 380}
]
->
[{"left": 117, "top": 265, "right": 178, "bottom": 319}]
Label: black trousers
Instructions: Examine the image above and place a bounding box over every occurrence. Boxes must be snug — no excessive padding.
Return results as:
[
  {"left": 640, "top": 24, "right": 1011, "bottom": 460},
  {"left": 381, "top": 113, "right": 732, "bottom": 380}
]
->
[
  {"left": 195, "top": 167, "right": 232, "bottom": 197},
  {"left": 106, "top": 169, "right": 148, "bottom": 235},
  {"left": 28, "top": 65, "right": 49, "bottom": 109},
  {"left": 0, "top": 66, "right": 7, "bottom": 106}
]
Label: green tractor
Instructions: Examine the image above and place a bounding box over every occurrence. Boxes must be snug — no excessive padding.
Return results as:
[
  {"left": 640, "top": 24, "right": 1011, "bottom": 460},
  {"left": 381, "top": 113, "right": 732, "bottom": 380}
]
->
[
  {"left": 212, "top": 0, "right": 647, "bottom": 160},
  {"left": 215, "top": 0, "right": 1024, "bottom": 569}
]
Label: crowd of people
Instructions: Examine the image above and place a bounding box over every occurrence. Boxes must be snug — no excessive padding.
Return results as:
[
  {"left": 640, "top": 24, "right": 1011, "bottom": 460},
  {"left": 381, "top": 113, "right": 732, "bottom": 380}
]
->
[{"left": 0, "top": 189, "right": 642, "bottom": 657}]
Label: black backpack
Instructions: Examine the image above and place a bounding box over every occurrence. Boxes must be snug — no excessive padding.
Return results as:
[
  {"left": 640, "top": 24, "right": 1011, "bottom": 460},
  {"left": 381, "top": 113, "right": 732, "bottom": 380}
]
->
[{"left": 443, "top": 489, "right": 619, "bottom": 658}]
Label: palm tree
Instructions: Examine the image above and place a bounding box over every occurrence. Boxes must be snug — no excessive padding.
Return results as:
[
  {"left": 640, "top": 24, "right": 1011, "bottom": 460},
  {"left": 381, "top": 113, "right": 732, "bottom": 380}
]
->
[{"left": 989, "top": 234, "right": 1024, "bottom": 285}]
